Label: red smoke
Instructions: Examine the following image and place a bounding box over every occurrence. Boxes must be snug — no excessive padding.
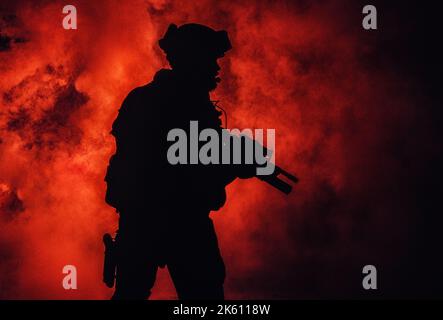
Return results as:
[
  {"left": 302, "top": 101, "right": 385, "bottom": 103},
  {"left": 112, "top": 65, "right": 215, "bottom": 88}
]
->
[{"left": 0, "top": 0, "right": 427, "bottom": 299}]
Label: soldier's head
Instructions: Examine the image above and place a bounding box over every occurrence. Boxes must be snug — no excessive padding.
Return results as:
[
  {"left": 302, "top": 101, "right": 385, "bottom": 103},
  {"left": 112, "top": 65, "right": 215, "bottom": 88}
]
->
[{"left": 159, "top": 23, "right": 232, "bottom": 91}]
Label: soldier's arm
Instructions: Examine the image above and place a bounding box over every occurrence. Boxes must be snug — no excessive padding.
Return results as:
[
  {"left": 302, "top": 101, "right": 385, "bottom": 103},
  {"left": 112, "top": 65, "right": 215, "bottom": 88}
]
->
[{"left": 111, "top": 89, "right": 141, "bottom": 145}]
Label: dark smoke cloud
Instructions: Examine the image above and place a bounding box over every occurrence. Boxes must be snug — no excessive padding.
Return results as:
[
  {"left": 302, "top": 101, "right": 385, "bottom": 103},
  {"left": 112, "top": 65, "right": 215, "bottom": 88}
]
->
[
  {"left": 3, "top": 65, "right": 89, "bottom": 153},
  {"left": 0, "top": 184, "right": 25, "bottom": 222},
  {"left": 0, "top": 13, "right": 26, "bottom": 51}
]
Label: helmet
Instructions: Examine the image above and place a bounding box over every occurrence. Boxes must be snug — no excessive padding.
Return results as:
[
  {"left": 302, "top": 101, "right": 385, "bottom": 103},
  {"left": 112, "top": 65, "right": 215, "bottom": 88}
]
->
[{"left": 159, "top": 23, "right": 232, "bottom": 58}]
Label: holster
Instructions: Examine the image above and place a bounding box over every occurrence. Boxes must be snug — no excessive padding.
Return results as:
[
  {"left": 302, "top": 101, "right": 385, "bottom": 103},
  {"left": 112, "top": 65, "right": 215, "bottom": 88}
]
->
[{"left": 102, "top": 233, "right": 117, "bottom": 288}]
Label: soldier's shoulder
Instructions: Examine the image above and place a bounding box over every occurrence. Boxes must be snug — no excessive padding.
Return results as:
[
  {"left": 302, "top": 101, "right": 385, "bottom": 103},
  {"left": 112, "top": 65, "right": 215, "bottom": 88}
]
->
[
  {"left": 117, "top": 69, "right": 174, "bottom": 119},
  {"left": 124, "top": 82, "right": 157, "bottom": 103},
  {"left": 113, "top": 84, "right": 153, "bottom": 123}
]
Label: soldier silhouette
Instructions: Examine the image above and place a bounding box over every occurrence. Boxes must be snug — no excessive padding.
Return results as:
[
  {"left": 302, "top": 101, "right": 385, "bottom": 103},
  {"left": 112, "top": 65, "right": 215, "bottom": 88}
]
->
[
  {"left": 103, "top": 23, "right": 297, "bottom": 300},
  {"left": 104, "top": 23, "right": 253, "bottom": 300}
]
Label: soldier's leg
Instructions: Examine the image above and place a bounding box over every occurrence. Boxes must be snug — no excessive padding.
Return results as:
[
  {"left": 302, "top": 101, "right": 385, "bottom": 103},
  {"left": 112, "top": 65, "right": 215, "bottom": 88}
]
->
[
  {"left": 167, "top": 217, "right": 225, "bottom": 300},
  {"left": 112, "top": 215, "right": 158, "bottom": 300},
  {"left": 112, "top": 250, "right": 158, "bottom": 300}
]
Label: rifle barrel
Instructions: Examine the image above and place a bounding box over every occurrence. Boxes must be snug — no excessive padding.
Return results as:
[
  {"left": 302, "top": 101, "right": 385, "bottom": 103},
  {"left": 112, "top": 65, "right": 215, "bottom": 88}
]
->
[{"left": 257, "top": 166, "right": 298, "bottom": 195}]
